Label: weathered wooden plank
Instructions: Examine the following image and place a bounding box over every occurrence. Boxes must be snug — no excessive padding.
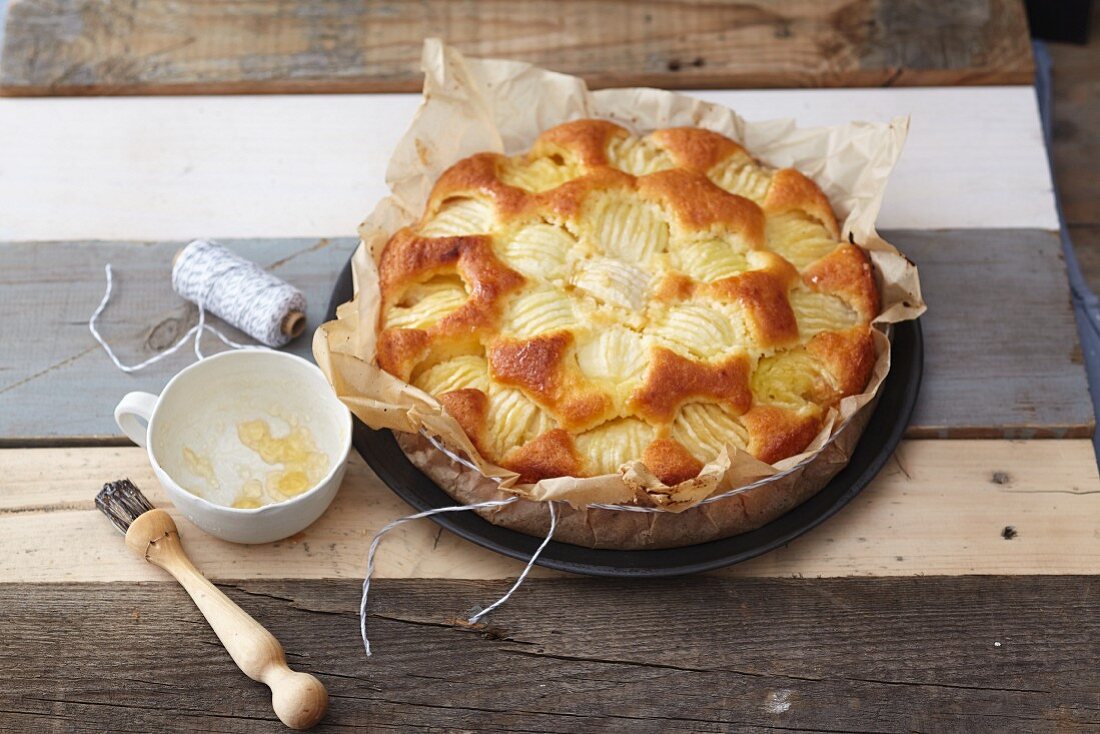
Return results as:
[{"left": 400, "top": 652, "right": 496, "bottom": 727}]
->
[
  {"left": 2, "top": 440, "right": 1097, "bottom": 583},
  {"left": 897, "top": 229, "right": 1092, "bottom": 438},
  {"left": 1, "top": 231, "right": 1091, "bottom": 442},
  {"left": 0, "top": 0, "right": 1035, "bottom": 98},
  {"left": 1050, "top": 11, "right": 1100, "bottom": 228},
  {"left": 1049, "top": 17, "right": 1100, "bottom": 298},
  {"left": 0, "top": 238, "right": 359, "bottom": 443},
  {"left": 0, "top": 87, "right": 1060, "bottom": 240},
  {"left": 0, "top": 576, "right": 1097, "bottom": 732},
  {"left": 1072, "top": 224, "right": 1100, "bottom": 293}
]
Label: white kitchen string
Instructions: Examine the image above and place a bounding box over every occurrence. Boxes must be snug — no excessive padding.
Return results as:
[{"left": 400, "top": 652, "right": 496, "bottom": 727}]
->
[
  {"left": 89, "top": 239, "right": 306, "bottom": 372},
  {"left": 467, "top": 500, "right": 557, "bottom": 625},
  {"left": 360, "top": 418, "right": 853, "bottom": 656},
  {"left": 359, "top": 496, "right": 559, "bottom": 657},
  {"left": 419, "top": 424, "right": 846, "bottom": 513}
]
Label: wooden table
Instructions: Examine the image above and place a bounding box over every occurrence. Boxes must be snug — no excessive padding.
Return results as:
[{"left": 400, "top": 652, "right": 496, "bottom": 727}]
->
[{"left": 2, "top": 2, "right": 1098, "bottom": 731}]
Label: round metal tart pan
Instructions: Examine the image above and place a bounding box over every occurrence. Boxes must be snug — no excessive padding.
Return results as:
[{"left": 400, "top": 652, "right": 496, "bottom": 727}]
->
[{"left": 326, "top": 256, "right": 923, "bottom": 577}]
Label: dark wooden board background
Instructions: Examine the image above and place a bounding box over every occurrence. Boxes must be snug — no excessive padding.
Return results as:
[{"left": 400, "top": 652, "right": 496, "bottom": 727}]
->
[
  {"left": 1050, "top": 10, "right": 1100, "bottom": 296},
  {"left": 1, "top": 577, "right": 1097, "bottom": 732},
  {"left": 0, "top": 0, "right": 1035, "bottom": 97},
  {"left": 0, "top": 230, "right": 1091, "bottom": 443}
]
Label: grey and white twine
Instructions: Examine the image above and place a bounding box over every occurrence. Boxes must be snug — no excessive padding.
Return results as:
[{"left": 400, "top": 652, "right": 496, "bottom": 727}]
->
[
  {"left": 358, "top": 422, "right": 853, "bottom": 656},
  {"left": 172, "top": 239, "right": 305, "bottom": 348},
  {"left": 89, "top": 239, "right": 306, "bottom": 372},
  {"left": 359, "top": 495, "right": 557, "bottom": 657}
]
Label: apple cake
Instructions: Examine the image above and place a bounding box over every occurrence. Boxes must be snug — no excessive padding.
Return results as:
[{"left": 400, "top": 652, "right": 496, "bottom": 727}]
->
[{"left": 376, "top": 119, "right": 879, "bottom": 486}]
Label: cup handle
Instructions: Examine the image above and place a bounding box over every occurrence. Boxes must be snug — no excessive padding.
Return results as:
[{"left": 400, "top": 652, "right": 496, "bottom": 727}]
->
[{"left": 114, "top": 392, "right": 158, "bottom": 448}]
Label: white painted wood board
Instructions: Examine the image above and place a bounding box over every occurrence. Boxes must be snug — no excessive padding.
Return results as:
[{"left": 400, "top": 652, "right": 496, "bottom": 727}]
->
[{"left": 0, "top": 86, "right": 1057, "bottom": 241}]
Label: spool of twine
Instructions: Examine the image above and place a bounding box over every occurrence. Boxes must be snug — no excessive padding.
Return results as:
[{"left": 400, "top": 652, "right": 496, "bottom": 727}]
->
[
  {"left": 90, "top": 239, "right": 309, "bottom": 373},
  {"left": 172, "top": 240, "right": 306, "bottom": 347}
]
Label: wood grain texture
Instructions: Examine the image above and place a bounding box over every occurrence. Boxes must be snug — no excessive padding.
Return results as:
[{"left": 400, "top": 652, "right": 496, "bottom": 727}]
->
[
  {"left": 897, "top": 229, "right": 1092, "bottom": 438},
  {"left": 1, "top": 576, "right": 1097, "bottom": 732},
  {"left": 1, "top": 231, "right": 1091, "bottom": 443},
  {"left": 3, "top": 440, "right": 1098, "bottom": 583},
  {"left": 0, "top": 0, "right": 1035, "bottom": 97},
  {"left": 0, "top": 87, "right": 1059, "bottom": 240}
]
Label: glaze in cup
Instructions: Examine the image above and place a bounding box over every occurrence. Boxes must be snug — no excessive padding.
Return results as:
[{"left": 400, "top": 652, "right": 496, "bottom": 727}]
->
[{"left": 114, "top": 350, "right": 352, "bottom": 544}]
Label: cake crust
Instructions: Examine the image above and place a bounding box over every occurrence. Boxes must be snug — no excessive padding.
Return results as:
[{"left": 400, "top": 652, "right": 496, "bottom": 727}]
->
[{"left": 377, "top": 120, "right": 880, "bottom": 485}]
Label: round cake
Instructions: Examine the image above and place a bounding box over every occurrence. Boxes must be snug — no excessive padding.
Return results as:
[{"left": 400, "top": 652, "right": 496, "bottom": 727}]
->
[{"left": 376, "top": 119, "right": 880, "bottom": 486}]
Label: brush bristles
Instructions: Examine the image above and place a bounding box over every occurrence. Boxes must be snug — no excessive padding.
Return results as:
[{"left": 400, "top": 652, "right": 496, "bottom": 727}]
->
[{"left": 95, "top": 479, "right": 155, "bottom": 534}]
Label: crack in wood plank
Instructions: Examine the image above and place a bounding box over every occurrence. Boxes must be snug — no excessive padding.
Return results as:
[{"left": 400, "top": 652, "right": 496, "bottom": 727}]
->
[
  {"left": 324, "top": 693, "right": 874, "bottom": 733},
  {"left": 266, "top": 237, "right": 332, "bottom": 271},
  {"left": 223, "top": 583, "right": 357, "bottom": 618},
  {"left": 1000, "top": 489, "right": 1100, "bottom": 495},
  {"left": 840, "top": 675, "right": 1051, "bottom": 695},
  {"left": 0, "top": 344, "right": 97, "bottom": 396},
  {"left": 496, "top": 648, "right": 1001, "bottom": 702},
  {"left": 0, "top": 501, "right": 92, "bottom": 515},
  {"left": 369, "top": 611, "right": 538, "bottom": 647},
  {"left": 27, "top": 695, "right": 278, "bottom": 723}
]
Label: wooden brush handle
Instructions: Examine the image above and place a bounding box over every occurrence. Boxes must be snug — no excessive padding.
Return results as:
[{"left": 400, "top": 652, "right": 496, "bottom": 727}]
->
[{"left": 126, "top": 510, "right": 327, "bottom": 730}]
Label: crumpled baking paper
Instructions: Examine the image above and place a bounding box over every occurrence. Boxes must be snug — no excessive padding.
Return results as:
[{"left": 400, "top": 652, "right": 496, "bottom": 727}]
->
[{"left": 315, "top": 39, "right": 924, "bottom": 524}]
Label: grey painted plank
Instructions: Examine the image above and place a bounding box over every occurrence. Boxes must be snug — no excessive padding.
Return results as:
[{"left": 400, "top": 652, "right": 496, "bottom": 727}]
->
[
  {"left": 896, "top": 229, "right": 1093, "bottom": 438},
  {"left": 0, "top": 230, "right": 1092, "bottom": 443},
  {"left": 1, "top": 577, "right": 1098, "bottom": 732},
  {"left": 0, "top": 238, "right": 359, "bottom": 443}
]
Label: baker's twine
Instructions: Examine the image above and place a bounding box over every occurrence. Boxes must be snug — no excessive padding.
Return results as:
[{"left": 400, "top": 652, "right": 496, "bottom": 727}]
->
[
  {"left": 359, "top": 497, "right": 556, "bottom": 656},
  {"left": 356, "top": 411, "right": 867, "bottom": 657},
  {"left": 419, "top": 427, "right": 839, "bottom": 512},
  {"left": 89, "top": 239, "right": 306, "bottom": 372}
]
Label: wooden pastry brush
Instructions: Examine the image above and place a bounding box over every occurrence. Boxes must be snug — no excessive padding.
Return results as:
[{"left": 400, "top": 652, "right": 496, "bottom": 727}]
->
[{"left": 95, "top": 479, "right": 328, "bottom": 730}]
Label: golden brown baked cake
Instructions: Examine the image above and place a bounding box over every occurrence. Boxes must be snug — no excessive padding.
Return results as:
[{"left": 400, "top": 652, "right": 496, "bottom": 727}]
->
[{"left": 376, "top": 119, "right": 880, "bottom": 485}]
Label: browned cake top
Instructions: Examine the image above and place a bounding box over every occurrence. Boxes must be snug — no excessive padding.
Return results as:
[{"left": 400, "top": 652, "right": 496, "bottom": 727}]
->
[{"left": 376, "top": 119, "right": 879, "bottom": 485}]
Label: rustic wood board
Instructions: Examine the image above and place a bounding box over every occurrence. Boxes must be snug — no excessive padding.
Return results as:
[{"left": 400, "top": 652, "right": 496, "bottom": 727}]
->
[
  {"left": 1072, "top": 224, "right": 1100, "bottom": 294},
  {"left": 1, "top": 576, "right": 1097, "bottom": 732},
  {"left": 894, "top": 229, "right": 1091, "bottom": 438},
  {"left": 1049, "top": 15, "right": 1100, "bottom": 294},
  {"left": 1050, "top": 11, "right": 1100, "bottom": 229},
  {"left": 1, "top": 230, "right": 1091, "bottom": 443},
  {"left": 0, "top": 0, "right": 1035, "bottom": 98},
  {"left": 0, "top": 86, "right": 1060, "bottom": 241},
  {"left": 3, "top": 440, "right": 1098, "bottom": 583}
]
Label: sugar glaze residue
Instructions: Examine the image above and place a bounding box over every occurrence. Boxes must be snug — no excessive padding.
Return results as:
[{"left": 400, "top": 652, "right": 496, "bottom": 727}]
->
[
  {"left": 180, "top": 410, "right": 329, "bottom": 509},
  {"left": 234, "top": 419, "right": 328, "bottom": 506}
]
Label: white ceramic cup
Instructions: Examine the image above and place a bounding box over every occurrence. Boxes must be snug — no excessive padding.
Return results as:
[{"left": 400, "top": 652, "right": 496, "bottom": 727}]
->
[{"left": 114, "top": 350, "right": 352, "bottom": 544}]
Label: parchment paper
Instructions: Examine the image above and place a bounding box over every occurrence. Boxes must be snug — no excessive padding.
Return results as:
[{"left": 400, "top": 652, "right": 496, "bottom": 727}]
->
[{"left": 314, "top": 39, "right": 925, "bottom": 525}]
